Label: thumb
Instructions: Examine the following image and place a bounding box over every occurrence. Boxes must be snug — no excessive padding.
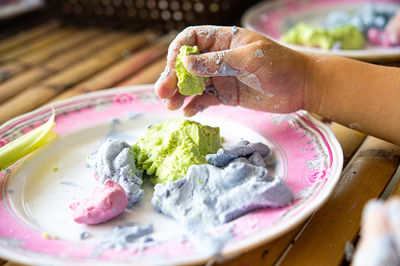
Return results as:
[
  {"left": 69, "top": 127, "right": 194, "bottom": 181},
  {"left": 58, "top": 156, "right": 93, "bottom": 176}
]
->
[{"left": 181, "top": 41, "right": 265, "bottom": 77}]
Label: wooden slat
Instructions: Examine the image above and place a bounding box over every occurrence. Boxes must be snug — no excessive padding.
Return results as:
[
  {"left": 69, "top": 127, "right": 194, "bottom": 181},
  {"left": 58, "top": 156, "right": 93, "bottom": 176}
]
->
[
  {"left": 0, "top": 29, "right": 102, "bottom": 80},
  {"left": 219, "top": 225, "right": 303, "bottom": 266},
  {"left": 348, "top": 155, "right": 400, "bottom": 264},
  {"left": 0, "top": 31, "right": 126, "bottom": 103},
  {"left": 278, "top": 137, "right": 400, "bottom": 266},
  {"left": 380, "top": 61, "right": 400, "bottom": 68},
  {"left": 118, "top": 57, "right": 166, "bottom": 86},
  {"left": 0, "top": 32, "right": 153, "bottom": 124},
  {"left": 329, "top": 123, "right": 366, "bottom": 165},
  {"left": 18, "top": 28, "right": 101, "bottom": 66},
  {"left": 0, "top": 27, "right": 76, "bottom": 64},
  {"left": 52, "top": 33, "right": 173, "bottom": 101},
  {"left": 3, "top": 262, "right": 27, "bottom": 266},
  {"left": 220, "top": 123, "right": 366, "bottom": 266},
  {"left": 388, "top": 173, "right": 400, "bottom": 197},
  {"left": 0, "top": 21, "right": 60, "bottom": 55}
]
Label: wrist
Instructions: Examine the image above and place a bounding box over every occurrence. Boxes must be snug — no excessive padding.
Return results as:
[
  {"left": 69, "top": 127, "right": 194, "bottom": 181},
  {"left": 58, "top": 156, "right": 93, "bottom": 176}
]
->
[{"left": 303, "top": 54, "right": 324, "bottom": 115}]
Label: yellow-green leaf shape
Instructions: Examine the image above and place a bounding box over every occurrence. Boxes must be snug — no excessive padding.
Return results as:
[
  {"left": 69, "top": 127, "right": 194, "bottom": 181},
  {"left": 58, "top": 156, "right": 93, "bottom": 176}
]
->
[{"left": 0, "top": 110, "right": 58, "bottom": 170}]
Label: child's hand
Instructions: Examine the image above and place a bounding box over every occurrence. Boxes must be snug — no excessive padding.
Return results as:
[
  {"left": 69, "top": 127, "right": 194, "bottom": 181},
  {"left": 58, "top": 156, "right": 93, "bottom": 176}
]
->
[
  {"left": 155, "top": 26, "right": 310, "bottom": 116},
  {"left": 353, "top": 198, "right": 400, "bottom": 266},
  {"left": 386, "top": 12, "right": 400, "bottom": 45}
]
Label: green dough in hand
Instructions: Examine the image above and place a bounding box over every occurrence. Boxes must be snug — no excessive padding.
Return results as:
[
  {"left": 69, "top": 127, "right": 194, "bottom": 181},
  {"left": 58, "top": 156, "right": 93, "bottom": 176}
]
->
[
  {"left": 175, "top": 45, "right": 206, "bottom": 96},
  {"left": 132, "top": 119, "right": 221, "bottom": 184}
]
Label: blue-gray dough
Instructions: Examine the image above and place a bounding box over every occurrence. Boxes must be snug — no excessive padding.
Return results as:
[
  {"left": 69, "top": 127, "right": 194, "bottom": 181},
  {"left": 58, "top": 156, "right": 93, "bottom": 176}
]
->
[
  {"left": 205, "top": 140, "right": 270, "bottom": 167},
  {"left": 100, "top": 223, "right": 153, "bottom": 250},
  {"left": 323, "top": 4, "right": 396, "bottom": 33},
  {"left": 87, "top": 139, "right": 144, "bottom": 207},
  {"left": 151, "top": 157, "right": 293, "bottom": 231}
]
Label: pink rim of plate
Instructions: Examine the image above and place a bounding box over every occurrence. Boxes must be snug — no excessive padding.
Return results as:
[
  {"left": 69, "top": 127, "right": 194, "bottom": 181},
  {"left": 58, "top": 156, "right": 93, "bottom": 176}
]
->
[
  {"left": 0, "top": 85, "right": 343, "bottom": 265},
  {"left": 242, "top": 0, "right": 400, "bottom": 61}
]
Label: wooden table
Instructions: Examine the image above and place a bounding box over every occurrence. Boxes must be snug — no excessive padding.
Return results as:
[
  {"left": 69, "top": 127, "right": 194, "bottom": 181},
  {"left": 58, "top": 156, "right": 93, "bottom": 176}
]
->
[{"left": 1, "top": 22, "right": 400, "bottom": 266}]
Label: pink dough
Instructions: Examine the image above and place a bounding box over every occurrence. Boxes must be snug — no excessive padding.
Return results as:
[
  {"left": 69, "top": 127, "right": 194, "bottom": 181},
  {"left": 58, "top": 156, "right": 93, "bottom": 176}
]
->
[
  {"left": 70, "top": 180, "right": 128, "bottom": 224},
  {"left": 368, "top": 28, "right": 400, "bottom": 47}
]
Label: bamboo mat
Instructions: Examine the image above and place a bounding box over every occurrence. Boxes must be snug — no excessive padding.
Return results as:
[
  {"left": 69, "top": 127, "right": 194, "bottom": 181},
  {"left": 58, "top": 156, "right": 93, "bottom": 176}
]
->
[
  {"left": 1, "top": 22, "right": 400, "bottom": 266},
  {"left": 0, "top": 24, "right": 171, "bottom": 124}
]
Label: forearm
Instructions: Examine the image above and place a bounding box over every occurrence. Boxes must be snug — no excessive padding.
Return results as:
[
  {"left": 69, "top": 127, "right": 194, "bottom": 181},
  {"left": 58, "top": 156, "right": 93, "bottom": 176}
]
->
[{"left": 305, "top": 54, "right": 400, "bottom": 144}]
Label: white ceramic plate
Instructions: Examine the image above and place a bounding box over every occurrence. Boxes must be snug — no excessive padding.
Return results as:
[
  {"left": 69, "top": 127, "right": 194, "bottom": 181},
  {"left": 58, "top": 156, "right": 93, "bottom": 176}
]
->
[
  {"left": 0, "top": 85, "right": 343, "bottom": 265},
  {"left": 242, "top": 0, "right": 400, "bottom": 61}
]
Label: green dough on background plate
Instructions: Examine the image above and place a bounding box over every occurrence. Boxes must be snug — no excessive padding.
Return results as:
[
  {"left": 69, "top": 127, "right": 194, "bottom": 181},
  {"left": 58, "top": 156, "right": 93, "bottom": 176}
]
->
[
  {"left": 329, "top": 25, "right": 365, "bottom": 49},
  {"left": 280, "top": 23, "right": 365, "bottom": 50},
  {"left": 132, "top": 119, "right": 221, "bottom": 184},
  {"left": 175, "top": 45, "right": 206, "bottom": 96}
]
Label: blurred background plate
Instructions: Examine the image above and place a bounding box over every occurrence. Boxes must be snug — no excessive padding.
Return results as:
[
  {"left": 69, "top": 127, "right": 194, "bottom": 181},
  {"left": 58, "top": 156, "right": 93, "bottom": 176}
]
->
[
  {"left": 242, "top": 0, "right": 400, "bottom": 61},
  {"left": 0, "top": 0, "right": 44, "bottom": 20}
]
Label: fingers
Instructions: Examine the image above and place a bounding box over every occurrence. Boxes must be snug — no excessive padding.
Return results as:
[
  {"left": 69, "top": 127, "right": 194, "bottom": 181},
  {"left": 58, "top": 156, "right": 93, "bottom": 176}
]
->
[
  {"left": 182, "top": 50, "right": 239, "bottom": 77},
  {"left": 182, "top": 76, "right": 240, "bottom": 116},
  {"left": 183, "top": 93, "right": 221, "bottom": 117},
  {"left": 209, "top": 76, "right": 239, "bottom": 106},
  {"left": 155, "top": 26, "right": 250, "bottom": 100},
  {"left": 165, "top": 89, "right": 185, "bottom": 110},
  {"left": 154, "top": 66, "right": 178, "bottom": 99},
  {"left": 167, "top": 26, "right": 240, "bottom": 67},
  {"left": 181, "top": 41, "right": 268, "bottom": 78}
]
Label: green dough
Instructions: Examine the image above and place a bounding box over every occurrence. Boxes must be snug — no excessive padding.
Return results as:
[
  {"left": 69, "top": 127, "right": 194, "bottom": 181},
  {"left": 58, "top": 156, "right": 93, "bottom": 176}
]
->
[
  {"left": 175, "top": 45, "right": 205, "bottom": 96},
  {"left": 281, "top": 23, "right": 333, "bottom": 50},
  {"left": 132, "top": 119, "right": 221, "bottom": 184},
  {"left": 280, "top": 23, "right": 365, "bottom": 50},
  {"left": 329, "top": 25, "right": 365, "bottom": 50}
]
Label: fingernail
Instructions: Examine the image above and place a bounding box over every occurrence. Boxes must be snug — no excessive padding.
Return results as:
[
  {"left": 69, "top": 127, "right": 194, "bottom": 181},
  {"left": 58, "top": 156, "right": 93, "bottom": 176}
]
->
[
  {"left": 161, "top": 66, "right": 171, "bottom": 78},
  {"left": 154, "top": 77, "right": 162, "bottom": 88},
  {"left": 155, "top": 66, "right": 171, "bottom": 88},
  {"left": 183, "top": 106, "right": 197, "bottom": 117}
]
